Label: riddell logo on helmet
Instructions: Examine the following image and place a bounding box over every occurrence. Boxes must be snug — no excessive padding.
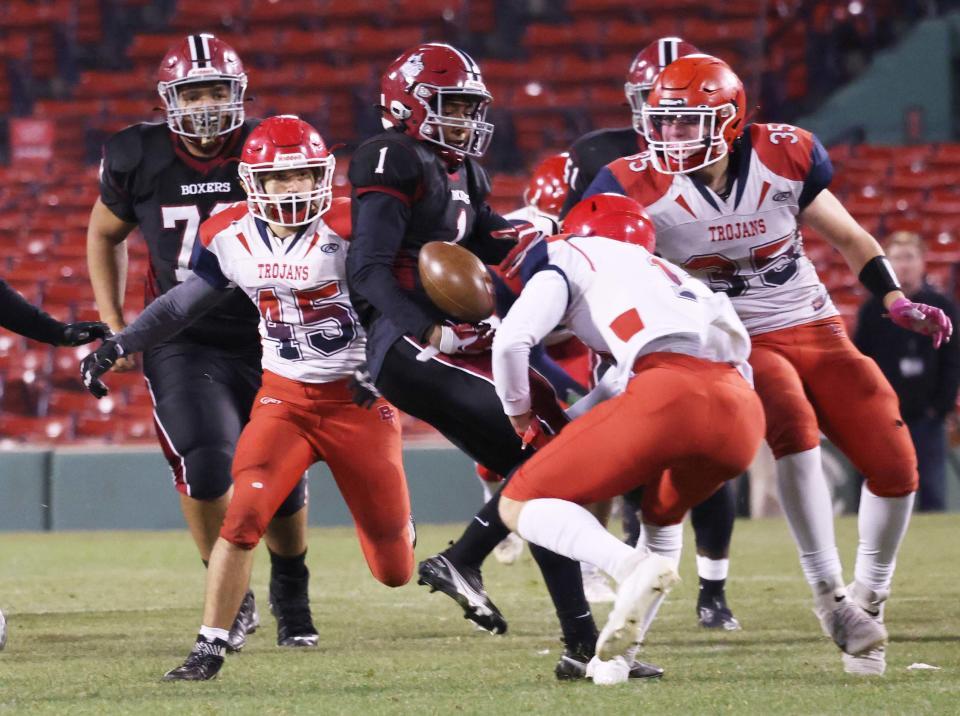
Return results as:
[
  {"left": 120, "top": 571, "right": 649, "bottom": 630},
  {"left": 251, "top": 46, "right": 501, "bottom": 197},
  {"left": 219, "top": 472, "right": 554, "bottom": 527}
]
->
[
  {"left": 658, "top": 98, "right": 686, "bottom": 106},
  {"left": 275, "top": 152, "right": 307, "bottom": 164}
]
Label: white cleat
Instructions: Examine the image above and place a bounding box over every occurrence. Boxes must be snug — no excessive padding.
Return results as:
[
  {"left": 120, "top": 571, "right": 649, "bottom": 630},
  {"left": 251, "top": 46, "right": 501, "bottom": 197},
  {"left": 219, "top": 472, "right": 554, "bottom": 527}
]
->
[
  {"left": 582, "top": 565, "right": 617, "bottom": 604},
  {"left": 492, "top": 532, "right": 524, "bottom": 565},
  {"left": 814, "top": 589, "right": 888, "bottom": 657},
  {"left": 841, "top": 582, "right": 888, "bottom": 676},
  {"left": 596, "top": 553, "right": 680, "bottom": 664},
  {"left": 0, "top": 608, "right": 6, "bottom": 651},
  {"left": 586, "top": 655, "right": 631, "bottom": 686}
]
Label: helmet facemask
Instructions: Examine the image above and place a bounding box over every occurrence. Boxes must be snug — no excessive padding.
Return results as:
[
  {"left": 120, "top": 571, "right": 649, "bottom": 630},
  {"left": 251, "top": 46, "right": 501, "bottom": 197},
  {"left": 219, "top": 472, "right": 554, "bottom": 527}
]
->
[
  {"left": 159, "top": 76, "right": 247, "bottom": 141},
  {"left": 239, "top": 156, "right": 335, "bottom": 228},
  {"left": 415, "top": 86, "right": 494, "bottom": 158},
  {"left": 641, "top": 103, "right": 737, "bottom": 174},
  {"left": 624, "top": 82, "right": 652, "bottom": 134}
]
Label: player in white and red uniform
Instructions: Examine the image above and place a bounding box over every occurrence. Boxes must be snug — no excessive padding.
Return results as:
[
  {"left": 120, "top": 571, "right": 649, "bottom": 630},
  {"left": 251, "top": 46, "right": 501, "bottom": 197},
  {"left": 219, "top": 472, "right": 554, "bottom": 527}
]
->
[
  {"left": 82, "top": 116, "right": 413, "bottom": 681},
  {"left": 584, "top": 55, "right": 952, "bottom": 674},
  {"left": 493, "top": 196, "right": 764, "bottom": 684}
]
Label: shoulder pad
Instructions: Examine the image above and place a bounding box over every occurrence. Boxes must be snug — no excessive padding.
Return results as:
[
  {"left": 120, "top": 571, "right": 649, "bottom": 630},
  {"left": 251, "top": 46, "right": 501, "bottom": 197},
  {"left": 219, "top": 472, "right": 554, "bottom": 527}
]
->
[
  {"left": 325, "top": 196, "right": 352, "bottom": 240},
  {"left": 606, "top": 152, "right": 672, "bottom": 207},
  {"left": 749, "top": 123, "right": 819, "bottom": 182},
  {"left": 348, "top": 133, "right": 424, "bottom": 192},
  {"left": 199, "top": 202, "right": 248, "bottom": 247}
]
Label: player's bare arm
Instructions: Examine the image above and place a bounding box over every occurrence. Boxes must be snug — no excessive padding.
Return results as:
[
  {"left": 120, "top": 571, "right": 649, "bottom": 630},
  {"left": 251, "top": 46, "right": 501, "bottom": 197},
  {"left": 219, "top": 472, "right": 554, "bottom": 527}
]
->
[{"left": 86, "top": 197, "right": 136, "bottom": 369}]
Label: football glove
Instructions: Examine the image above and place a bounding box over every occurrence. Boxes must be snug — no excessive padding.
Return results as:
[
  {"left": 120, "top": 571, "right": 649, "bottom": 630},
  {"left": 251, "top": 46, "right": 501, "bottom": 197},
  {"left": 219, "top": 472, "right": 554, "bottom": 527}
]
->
[
  {"left": 80, "top": 339, "right": 125, "bottom": 399},
  {"left": 888, "top": 297, "right": 953, "bottom": 349},
  {"left": 348, "top": 366, "right": 380, "bottom": 409},
  {"left": 438, "top": 321, "right": 495, "bottom": 355},
  {"left": 495, "top": 223, "right": 548, "bottom": 280},
  {"left": 517, "top": 416, "right": 556, "bottom": 451},
  {"left": 60, "top": 321, "right": 111, "bottom": 347}
]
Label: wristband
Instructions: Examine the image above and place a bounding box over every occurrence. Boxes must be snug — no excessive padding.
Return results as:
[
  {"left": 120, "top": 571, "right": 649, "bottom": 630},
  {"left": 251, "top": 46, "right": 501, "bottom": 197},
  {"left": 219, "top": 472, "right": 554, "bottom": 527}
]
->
[{"left": 858, "top": 256, "right": 900, "bottom": 300}]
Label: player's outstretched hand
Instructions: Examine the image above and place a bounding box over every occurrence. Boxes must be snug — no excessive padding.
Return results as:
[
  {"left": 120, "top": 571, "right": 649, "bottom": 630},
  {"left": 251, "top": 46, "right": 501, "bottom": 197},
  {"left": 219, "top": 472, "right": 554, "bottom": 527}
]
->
[
  {"left": 494, "top": 222, "right": 548, "bottom": 279},
  {"left": 60, "top": 321, "right": 111, "bottom": 347},
  {"left": 80, "top": 339, "right": 125, "bottom": 399},
  {"left": 438, "top": 321, "right": 495, "bottom": 355},
  {"left": 349, "top": 366, "right": 380, "bottom": 409},
  {"left": 888, "top": 298, "right": 953, "bottom": 349}
]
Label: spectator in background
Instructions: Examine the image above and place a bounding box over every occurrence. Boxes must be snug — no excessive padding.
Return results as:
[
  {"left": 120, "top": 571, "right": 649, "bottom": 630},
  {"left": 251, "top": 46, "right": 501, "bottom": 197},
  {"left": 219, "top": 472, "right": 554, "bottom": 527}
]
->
[{"left": 855, "top": 231, "right": 960, "bottom": 511}]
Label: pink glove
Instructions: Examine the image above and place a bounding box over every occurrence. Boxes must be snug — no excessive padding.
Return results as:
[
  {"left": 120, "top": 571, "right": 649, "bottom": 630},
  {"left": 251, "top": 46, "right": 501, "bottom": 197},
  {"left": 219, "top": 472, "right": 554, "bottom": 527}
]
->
[
  {"left": 888, "top": 297, "right": 954, "bottom": 349},
  {"left": 438, "top": 321, "right": 495, "bottom": 355}
]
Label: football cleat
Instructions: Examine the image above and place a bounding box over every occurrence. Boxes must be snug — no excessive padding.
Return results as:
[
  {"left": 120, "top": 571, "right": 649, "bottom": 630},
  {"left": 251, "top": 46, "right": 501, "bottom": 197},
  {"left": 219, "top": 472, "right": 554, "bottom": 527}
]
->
[
  {"left": 0, "top": 607, "right": 6, "bottom": 651},
  {"left": 841, "top": 582, "right": 888, "bottom": 676},
  {"left": 597, "top": 553, "right": 680, "bottom": 662},
  {"left": 269, "top": 571, "right": 319, "bottom": 647},
  {"left": 162, "top": 637, "right": 227, "bottom": 681},
  {"left": 492, "top": 532, "right": 524, "bottom": 565},
  {"left": 814, "top": 590, "right": 888, "bottom": 657},
  {"left": 417, "top": 554, "right": 507, "bottom": 634},
  {"left": 582, "top": 564, "right": 617, "bottom": 604},
  {"left": 697, "top": 592, "right": 742, "bottom": 631},
  {"left": 226, "top": 589, "right": 259, "bottom": 652},
  {"left": 556, "top": 640, "right": 663, "bottom": 681}
]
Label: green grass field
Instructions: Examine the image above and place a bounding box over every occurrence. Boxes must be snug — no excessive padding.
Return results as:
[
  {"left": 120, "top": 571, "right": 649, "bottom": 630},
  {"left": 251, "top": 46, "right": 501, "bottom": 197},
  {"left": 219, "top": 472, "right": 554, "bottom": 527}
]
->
[{"left": 1, "top": 515, "right": 958, "bottom": 715}]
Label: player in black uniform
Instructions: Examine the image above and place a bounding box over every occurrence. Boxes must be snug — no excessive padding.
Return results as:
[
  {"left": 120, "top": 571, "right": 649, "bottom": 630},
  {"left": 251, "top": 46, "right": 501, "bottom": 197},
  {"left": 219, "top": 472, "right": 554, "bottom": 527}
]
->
[
  {"left": 0, "top": 280, "right": 109, "bottom": 652},
  {"left": 561, "top": 37, "right": 743, "bottom": 631},
  {"left": 346, "top": 42, "right": 660, "bottom": 681},
  {"left": 85, "top": 34, "right": 315, "bottom": 650}
]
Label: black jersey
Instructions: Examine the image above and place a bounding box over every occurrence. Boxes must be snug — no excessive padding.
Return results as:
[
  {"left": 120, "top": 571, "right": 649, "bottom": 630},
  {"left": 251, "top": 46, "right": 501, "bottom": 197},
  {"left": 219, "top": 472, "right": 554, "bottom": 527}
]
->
[
  {"left": 98, "top": 121, "right": 260, "bottom": 350},
  {"left": 559, "top": 126, "right": 644, "bottom": 219},
  {"left": 346, "top": 129, "right": 513, "bottom": 378}
]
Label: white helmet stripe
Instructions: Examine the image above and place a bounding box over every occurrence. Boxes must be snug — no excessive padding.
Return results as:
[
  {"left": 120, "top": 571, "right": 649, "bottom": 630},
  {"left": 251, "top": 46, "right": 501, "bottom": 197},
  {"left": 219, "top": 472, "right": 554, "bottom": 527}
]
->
[
  {"left": 659, "top": 37, "right": 680, "bottom": 68},
  {"left": 199, "top": 34, "right": 212, "bottom": 65},
  {"left": 449, "top": 44, "right": 481, "bottom": 78},
  {"left": 188, "top": 35, "right": 199, "bottom": 63}
]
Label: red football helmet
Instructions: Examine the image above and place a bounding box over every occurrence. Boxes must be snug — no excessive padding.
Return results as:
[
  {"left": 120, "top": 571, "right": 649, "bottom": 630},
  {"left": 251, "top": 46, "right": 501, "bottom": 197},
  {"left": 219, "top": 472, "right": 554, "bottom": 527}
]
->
[
  {"left": 238, "top": 115, "right": 335, "bottom": 227},
  {"left": 640, "top": 55, "right": 746, "bottom": 175},
  {"left": 380, "top": 43, "right": 493, "bottom": 159},
  {"left": 562, "top": 194, "right": 656, "bottom": 252},
  {"left": 157, "top": 34, "right": 247, "bottom": 142},
  {"left": 624, "top": 37, "right": 700, "bottom": 133},
  {"left": 523, "top": 153, "right": 569, "bottom": 220}
]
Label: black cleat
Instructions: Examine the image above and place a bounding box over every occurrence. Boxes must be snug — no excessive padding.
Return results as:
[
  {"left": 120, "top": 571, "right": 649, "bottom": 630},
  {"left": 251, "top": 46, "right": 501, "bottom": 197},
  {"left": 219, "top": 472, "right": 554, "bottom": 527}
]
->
[
  {"left": 417, "top": 554, "right": 507, "bottom": 634},
  {"left": 555, "top": 641, "right": 664, "bottom": 681},
  {"left": 269, "top": 570, "right": 319, "bottom": 647},
  {"left": 697, "top": 592, "right": 741, "bottom": 631},
  {"left": 226, "top": 589, "right": 259, "bottom": 652},
  {"left": 162, "top": 637, "right": 227, "bottom": 681}
]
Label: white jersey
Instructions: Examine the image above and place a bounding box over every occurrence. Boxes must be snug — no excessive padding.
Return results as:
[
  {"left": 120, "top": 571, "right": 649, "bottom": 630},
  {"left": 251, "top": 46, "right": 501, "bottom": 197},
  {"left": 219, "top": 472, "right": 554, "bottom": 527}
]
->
[
  {"left": 194, "top": 201, "right": 365, "bottom": 383},
  {"left": 590, "top": 123, "right": 838, "bottom": 335},
  {"left": 492, "top": 234, "right": 751, "bottom": 416}
]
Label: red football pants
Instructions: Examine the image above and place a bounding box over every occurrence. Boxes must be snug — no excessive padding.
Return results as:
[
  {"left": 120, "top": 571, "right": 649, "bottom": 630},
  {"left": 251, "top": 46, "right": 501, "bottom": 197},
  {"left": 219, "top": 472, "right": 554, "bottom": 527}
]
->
[
  {"left": 750, "top": 317, "right": 918, "bottom": 497},
  {"left": 221, "top": 371, "right": 413, "bottom": 587},
  {"left": 503, "top": 353, "right": 765, "bottom": 525}
]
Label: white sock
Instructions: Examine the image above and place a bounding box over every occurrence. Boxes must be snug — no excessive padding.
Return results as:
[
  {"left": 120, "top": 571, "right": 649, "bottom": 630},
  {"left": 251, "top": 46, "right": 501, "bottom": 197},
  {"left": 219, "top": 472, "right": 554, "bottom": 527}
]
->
[
  {"left": 199, "top": 625, "right": 230, "bottom": 643},
  {"left": 641, "top": 521, "right": 683, "bottom": 568},
  {"left": 855, "top": 483, "right": 914, "bottom": 593},
  {"left": 696, "top": 555, "right": 729, "bottom": 581},
  {"left": 516, "top": 498, "right": 634, "bottom": 582},
  {"left": 776, "top": 447, "right": 844, "bottom": 594}
]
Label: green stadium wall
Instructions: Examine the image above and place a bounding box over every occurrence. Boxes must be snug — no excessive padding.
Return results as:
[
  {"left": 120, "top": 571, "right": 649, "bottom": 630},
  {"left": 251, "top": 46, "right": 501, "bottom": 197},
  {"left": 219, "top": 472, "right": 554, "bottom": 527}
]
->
[
  {"left": 796, "top": 15, "right": 958, "bottom": 144},
  {"left": 1, "top": 443, "right": 958, "bottom": 532}
]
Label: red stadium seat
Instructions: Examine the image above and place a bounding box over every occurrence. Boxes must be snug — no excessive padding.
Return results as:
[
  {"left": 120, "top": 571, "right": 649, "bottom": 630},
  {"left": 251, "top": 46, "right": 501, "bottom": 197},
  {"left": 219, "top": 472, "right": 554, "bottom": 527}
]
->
[{"left": 0, "top": 415, "right": 71, "bottom": 443}]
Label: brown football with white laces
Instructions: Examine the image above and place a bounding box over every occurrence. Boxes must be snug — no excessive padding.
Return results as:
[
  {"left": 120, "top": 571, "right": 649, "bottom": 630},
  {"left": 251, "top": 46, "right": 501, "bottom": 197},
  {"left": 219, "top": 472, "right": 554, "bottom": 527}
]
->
[{"left": 418, "top": 241, "right": 495, "bottom": 322}]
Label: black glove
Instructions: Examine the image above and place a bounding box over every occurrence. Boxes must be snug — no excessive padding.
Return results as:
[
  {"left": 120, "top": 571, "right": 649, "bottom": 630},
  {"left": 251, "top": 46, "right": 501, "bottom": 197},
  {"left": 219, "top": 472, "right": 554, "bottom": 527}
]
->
[
  {"left": 348, "top": 366, "right": 380, "bottom": 409},
  {"left": 60, "top": 321, "right": 111, "bottom": 347},
  {"left": 80, "top": 339, "right": 124, "bottom": 399}
]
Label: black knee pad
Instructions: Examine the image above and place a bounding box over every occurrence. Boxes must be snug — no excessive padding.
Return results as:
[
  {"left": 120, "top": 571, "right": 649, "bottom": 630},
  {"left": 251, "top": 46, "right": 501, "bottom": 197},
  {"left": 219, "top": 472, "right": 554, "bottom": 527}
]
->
[
  {"left": 274, "top": 475, "right": 308, "bottom": 518},
  {"left": 182, "top": 445, "right": 235, "bottom": 501}
]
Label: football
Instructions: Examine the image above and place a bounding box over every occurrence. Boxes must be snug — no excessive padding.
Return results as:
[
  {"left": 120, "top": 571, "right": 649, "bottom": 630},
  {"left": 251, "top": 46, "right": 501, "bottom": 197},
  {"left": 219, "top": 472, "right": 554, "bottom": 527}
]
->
[{"left": 418, "top": 241, "right": 496, "bottom": 322}]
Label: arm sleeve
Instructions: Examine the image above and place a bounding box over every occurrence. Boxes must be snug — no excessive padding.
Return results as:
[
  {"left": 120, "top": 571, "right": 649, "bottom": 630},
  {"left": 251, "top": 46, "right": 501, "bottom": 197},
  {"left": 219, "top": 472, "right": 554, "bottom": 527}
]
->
[
  {"left": 190, "top": 242, "right": 234, "bottom": 290},
  {"left": 346, "top": 191, "right": 438, "bottom": 340},
  {"left": 798, "top": 134, "right": 834, "bottom": 211},
  {"left": 581, "top": 166, "right": 628, "bottom": 200},
  {"left": 463, "top": 203, "right": 516, "bottom": 265},
  {"left": 0, "top": 280, "right": 65, "bottom": 345},
  {"left": 492, "top": 271, "right": 569, "bottom": 415},
  {"left": 933, "top": 296, "right": 960, "bottom": 417},
  {"left": 116, "top": 274, "right": 230, "bottom": 353}
]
